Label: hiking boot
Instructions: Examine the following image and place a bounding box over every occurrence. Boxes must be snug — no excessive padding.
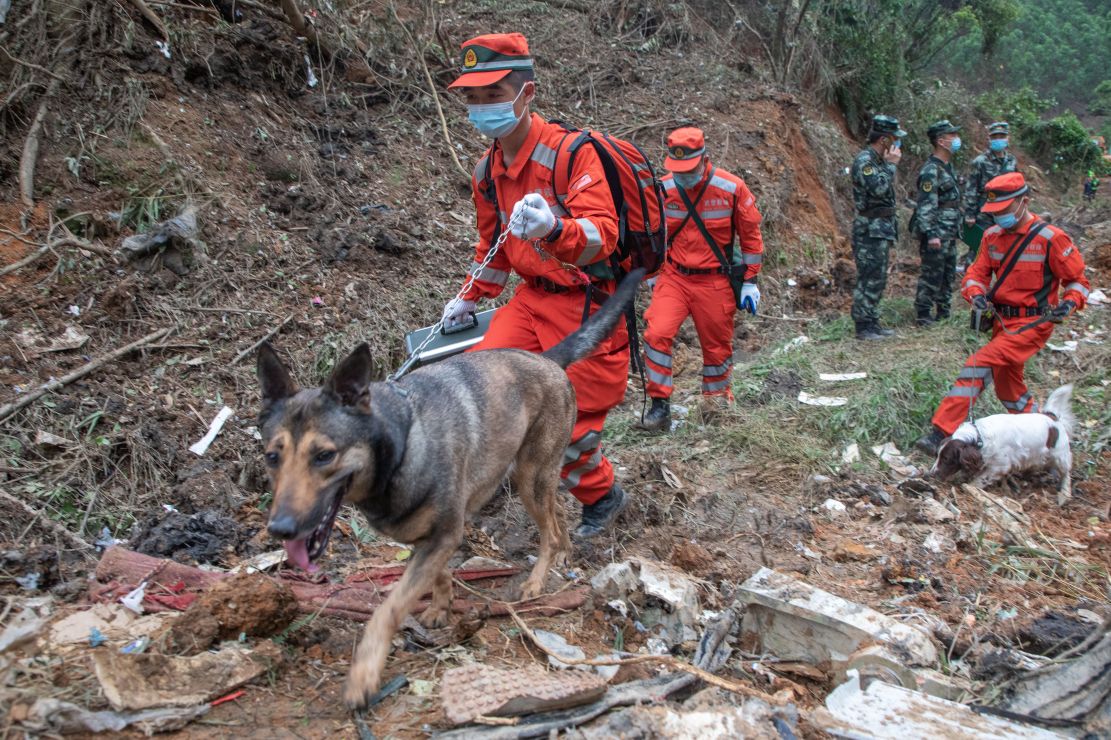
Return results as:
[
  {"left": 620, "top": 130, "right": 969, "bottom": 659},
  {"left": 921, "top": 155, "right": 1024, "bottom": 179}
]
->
[
  {"left": 914, "top": 427, "right": 947, "bottom": 457},
  {"left": 573, "top": 483, "right": 627, "bottom": 540},
  {"left": 635, "top": 398, "right": 670, "bottom": 432},
  {"left": 855, "top": 322, "right": 889, "bottom": 341},
  {"left": 871, "top": 322, "right": 896, "bottom": 337}
]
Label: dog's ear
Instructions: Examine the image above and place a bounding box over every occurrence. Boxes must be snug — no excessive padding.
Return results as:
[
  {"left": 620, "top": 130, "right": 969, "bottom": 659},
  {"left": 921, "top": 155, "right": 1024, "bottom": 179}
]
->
[
  {"left": 959, "top": 444, "right": 983, "bottom": 474},
  {"left": 324, "top": 343, "right": 374, "bottom": 413},
  {"left": 257, "top": 342, "right": 297, "bottom": 408}
]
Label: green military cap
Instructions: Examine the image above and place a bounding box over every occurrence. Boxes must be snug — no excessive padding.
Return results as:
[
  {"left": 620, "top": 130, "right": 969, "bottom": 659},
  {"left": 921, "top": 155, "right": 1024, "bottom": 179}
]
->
[
  {"left": 987, "top": 121, "right": 1009, "bottom": 135},
  {"left": 927, "top": 119, "right": 961, "bottom": 140},
  {"left": 870, "top": 114, "right": 906, "bottom": 138}
]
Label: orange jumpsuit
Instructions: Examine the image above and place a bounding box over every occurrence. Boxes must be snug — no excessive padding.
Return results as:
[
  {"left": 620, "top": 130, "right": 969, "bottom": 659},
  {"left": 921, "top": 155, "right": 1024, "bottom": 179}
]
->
[
  {"left": 931, "top": 215, "right": 1089, "bottom": 434},
  {"left": 644, "top": 163, "right": 764, "bottom": 399},
  {"left": 461, "top": 113, "right": 628, "bottom": 506}
]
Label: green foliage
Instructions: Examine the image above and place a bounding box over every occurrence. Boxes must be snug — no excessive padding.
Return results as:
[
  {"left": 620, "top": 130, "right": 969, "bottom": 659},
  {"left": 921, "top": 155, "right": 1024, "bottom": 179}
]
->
[
  {"left": 1092, "top": 80, "right": 1111, "bottom": 115},
  {"left": 1022, "top": 112, "right": 1105, "bottom": 175},
  {"left": 975, "top": 86, "right": 1052, "bottom": 129},
  {"left": 939, "top": 0, "right": 1111, "bottom": 110}
]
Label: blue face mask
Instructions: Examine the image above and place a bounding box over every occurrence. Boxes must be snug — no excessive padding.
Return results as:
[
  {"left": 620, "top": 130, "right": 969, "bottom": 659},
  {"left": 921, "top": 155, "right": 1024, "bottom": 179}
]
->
[
  {"left": 994, "top": 209, "right": 1019, "bottom": 229},
  {"left": 467, "top": 87, "right": 526, "bottom": 139},
  {"left": 949, "top": 137, "right": 962, "bottom": 153},
  {"left": 672, "top": 166, "right": 704, "bottom": 189},
  {"left": 990, "top": 138, "right": 1008, "bottom": 152}
]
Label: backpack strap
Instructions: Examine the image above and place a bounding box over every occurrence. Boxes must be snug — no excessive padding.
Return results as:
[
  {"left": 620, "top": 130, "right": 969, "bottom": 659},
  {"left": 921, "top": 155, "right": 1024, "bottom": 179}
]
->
[
  {"left": 476, "top": 147, "right": 501, "bottom": 241},
  {"left": 674, "top": 167, "right": 732, "bottom": 273},
  {"left": 986, "top": 219, "right": 1045, "bottom": 304}
]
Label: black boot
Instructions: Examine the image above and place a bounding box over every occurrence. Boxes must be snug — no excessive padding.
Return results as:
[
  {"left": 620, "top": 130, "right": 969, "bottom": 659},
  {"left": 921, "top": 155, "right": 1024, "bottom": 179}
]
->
[
  {"left": 856, "top": 321, "right": 888, "bottom": 341},
  {"left": 871, "top": 321, "right": 896, "bottom": 337},
  {"left": 573, "top": 483, "right": 628, "bottom": 540},
  {"left": 914, "top": 427, "right": 947, "bottom": 457},
  {"left": 916, "top": 313, "right": 936, "bottom": 328},
  {"left": 636, "top": 398, "right": 671, "bottom": 432}
]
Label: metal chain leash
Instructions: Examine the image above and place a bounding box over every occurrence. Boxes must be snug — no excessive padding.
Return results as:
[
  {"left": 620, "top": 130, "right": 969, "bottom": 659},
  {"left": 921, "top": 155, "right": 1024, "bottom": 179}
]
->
[{"left": 388, "top": 212, "right": 524, "bottom": 382}]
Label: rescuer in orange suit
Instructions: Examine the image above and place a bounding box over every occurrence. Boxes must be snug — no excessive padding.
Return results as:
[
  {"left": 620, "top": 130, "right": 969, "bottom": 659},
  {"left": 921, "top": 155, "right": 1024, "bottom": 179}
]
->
[
  {"left": 637, "top": 127, "right": 765, "bottom": 432},
  {"left": 441, "top": 33, "right": 629, "bottom": 539},
  {"left": 915, "top": 172, "right": 1090, "bottom": 455}
]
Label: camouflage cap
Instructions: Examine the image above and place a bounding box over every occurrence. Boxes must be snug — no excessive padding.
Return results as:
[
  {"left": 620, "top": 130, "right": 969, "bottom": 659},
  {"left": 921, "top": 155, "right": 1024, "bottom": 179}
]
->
[
  {"left": 927, "top": 119, "right": 961, "bottom": 140},
  {"left": 988, "top": 121, "right": 1009, "bottom": 136},
  {"left": 870, "top": 114, "right": 906, "bottom": 138}
]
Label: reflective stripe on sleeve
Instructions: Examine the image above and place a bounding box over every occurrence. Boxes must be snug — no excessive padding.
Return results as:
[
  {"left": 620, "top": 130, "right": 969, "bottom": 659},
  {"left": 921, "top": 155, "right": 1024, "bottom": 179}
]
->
[
  {"left": 708, "top": 175, "right": 737, "bottom": 194},
  {"left": 700, "top": 208, "right": 733, "bottom": 219},
  {"left": 531, "top": 143, "right": 557, "bottom": 170},
  {"left": 468, "top": 261, "right": 509, "bottom": 286},
  {"left": 1064, "top": 282, "right": 1089, "bottom": 298},
  {"left": 742, "top": 252, "right": 762, "bottom": 265},
  {"left": 574, "top": 218, "right": 604, "bottom": 264}
]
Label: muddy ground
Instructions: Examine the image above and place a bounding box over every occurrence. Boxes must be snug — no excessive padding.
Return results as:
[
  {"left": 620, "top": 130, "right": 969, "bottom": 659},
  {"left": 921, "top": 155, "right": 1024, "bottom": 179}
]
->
[{"left": 1, "top": 1, "right": 1109, "bottom": 737}]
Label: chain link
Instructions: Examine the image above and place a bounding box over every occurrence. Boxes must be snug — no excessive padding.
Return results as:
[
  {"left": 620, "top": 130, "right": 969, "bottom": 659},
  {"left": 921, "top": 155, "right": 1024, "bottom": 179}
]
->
[{"left": 388, "top": 212, "right": 523, "bottom": 382}]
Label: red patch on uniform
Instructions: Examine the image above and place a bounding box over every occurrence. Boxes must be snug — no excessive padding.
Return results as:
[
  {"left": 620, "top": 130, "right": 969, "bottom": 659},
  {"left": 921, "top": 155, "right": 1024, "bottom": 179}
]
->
[{"left": 571, "top": 173, "right": 592, "bottom": 191}]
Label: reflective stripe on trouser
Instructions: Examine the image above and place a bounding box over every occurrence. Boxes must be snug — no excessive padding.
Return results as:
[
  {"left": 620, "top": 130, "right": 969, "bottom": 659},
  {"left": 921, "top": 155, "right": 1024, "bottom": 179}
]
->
[
  {"left": 931, "top": 317, "right": 1055, "bottom": 435},
  {"left": 643, "top": 264, "right": 736, "bottom": 399},
  {"left": 560, "top": 412, "right": 615, "bottom": 505},
  {"left": 468, "top": 283, "right": 627, "bottom": 506}
]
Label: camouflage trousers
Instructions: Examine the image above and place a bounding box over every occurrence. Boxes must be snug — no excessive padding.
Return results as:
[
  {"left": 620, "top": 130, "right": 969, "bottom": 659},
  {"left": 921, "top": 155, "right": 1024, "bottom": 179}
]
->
[
  {"left": 915, "top": 236, "right": 957, "bottom": 319},
  {"left": 850, "top": 234, "right": 891, "bottom": 324}
]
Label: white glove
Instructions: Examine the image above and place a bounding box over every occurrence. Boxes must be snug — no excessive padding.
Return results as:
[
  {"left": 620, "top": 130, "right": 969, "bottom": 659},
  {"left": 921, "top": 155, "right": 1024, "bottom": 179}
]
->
[
  {"left": 442, "top": 298, "right": 476, "bottom": 329},
  {"left": 740, "top": 283, "right": 760, "bottom": 315},
  {"left": 509, "top": 193, "right": 557, "bottom": 240}
]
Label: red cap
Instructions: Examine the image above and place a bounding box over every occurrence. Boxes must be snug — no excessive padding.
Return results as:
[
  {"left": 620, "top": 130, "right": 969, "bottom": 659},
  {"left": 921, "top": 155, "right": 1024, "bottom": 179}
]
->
[
  {"left": 665, "top": 127, "right": 706, "bottom": 172},
  {"left": 448, "top": 33, "right": 534, "bottom": 89},
  {"left": 981, "top": 172, "right": 1029, "bottom": 213}
]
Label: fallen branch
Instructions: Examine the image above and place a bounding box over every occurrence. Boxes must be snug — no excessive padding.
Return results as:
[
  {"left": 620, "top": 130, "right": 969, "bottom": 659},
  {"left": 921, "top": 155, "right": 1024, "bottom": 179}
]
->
[
  {"left": 0, "top": 244, "right": 51, "bottom": 278},
  {"left": 19, "top": 79, "right": 58, "bottom": 207},
  {"left": 0, "top": 46, "right": 68, "bottom": 82},
  {"left": 0, "top": 487, "right": 93, "bottom": 552},
  {"left": 125, "top": 0, "right": 170, "bottom": 41},
  {"left": 232, "top": 314, "right": 293, "bottom": 364},
  {"left": 0, "top": 235, "right": 116, "bottom": 278},
  {"left": 0, "top": 328, "right": 172, "bottom": 424},
  {"left": 388, "top": 5, "right": 469, "bottom": 183}
]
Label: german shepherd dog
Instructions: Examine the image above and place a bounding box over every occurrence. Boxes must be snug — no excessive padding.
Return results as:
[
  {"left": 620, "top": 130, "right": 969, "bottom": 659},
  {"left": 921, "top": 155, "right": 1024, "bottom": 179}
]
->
[{"left": 256, "top": 269, "right": 643, "bottom": 709}]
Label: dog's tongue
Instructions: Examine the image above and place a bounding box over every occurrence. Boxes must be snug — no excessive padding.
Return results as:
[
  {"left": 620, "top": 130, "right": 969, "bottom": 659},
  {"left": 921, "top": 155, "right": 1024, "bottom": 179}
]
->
[{"left": 283, "top": 538, "right": 319, "bottom": 573}]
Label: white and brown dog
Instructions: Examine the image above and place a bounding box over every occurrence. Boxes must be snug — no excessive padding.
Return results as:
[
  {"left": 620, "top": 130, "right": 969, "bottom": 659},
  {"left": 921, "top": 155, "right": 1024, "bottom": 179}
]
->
[{"left": 932, "top": 385, "right": 1075, "bottom": 504}]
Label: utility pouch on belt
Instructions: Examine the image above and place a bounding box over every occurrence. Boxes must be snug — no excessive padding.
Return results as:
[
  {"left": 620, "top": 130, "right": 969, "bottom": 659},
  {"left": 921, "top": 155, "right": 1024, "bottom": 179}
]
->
[
  {"left": 971, "top": 306, "right": 994, "bottom": 333},
  {"left": 404, "top": 308, "right": 498, "bottom": 368}
]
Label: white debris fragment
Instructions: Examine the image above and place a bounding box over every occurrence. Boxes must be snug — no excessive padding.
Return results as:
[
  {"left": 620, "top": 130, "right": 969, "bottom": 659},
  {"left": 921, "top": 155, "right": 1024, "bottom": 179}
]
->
[
  {"left": 798, "top": 392, "right": 848, "bottom": 407},
  {"left": 842, "top": 443, "right": 861, "bottom": 464},
  {"left": 155, "top": 41, "right": 171, "bottom": 59},
  {"left": 120, "top": 582, "right": 147, "bottom": 615},
  {"left": 533, "top": 629, "right": 588, "bottom": 671},
  {"left": 303, "top": 54, "right": 318, "bottom": 87},
  {"left": 188, "top": 406, "right": 234, "bottom": 456},
  {"left": 1087, "top": 288, "right": 1107, "bottom": 305},
  {"left": 820, "top": 372, "right": 867, "bottom": 382},
  {"left": 822, "top": 499, "right": 847, "bottom": 516},
  {"left": 871, "top": 442, "right": 919, "bottom": 478},
  {"left": 1047, "top": 341, "right": 1078, "bottom": 352},
  {"left": 775, "top": 335, "right": 810, "bottom": 354}
]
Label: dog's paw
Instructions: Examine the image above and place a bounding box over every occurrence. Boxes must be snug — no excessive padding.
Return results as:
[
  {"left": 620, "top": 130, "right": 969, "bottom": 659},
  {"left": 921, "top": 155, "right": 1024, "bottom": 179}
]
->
[
  {"left": 518, "top": 578, "right": 545, "bottom": 603},
  {"left": 418, "top": 606, "right": 451, "bottom": 629},
  {"left": 343, "top": 665, "right": 382, "bottom": 711}
]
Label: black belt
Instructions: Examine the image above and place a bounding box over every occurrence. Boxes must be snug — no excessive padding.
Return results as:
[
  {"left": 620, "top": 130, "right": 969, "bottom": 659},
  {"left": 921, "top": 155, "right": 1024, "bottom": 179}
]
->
[
  {"left": 666, "top": 254, "right": 726, "bottom": 276},
  {"left": 859, "top": 207, "right": 895, "bottom": 218},
  {"left": 529, "top": 276, "right": 581, "bottom": 294},
  {"left": 993, "top": 304, "right": 1045, "bottom": 318}
]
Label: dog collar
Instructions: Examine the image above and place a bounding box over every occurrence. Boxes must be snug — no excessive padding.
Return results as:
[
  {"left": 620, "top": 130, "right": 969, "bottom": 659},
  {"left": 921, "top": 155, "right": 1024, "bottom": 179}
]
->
[{"left": 971, "top": 420, "right": 984, "bottom": 449}]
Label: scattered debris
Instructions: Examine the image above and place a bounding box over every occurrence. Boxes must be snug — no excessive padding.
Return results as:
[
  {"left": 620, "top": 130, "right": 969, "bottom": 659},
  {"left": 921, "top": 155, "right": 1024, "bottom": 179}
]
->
[
  {"left": 16, "top": 698, "right": 208, "bottom": 736},
  {"left": 922, "top": 531, "right": 955, "bottom": 554},
  {"left": 737, "top": 568, "right": 938, "bottom": 667},
  {"left": 775, "top": 335, "right": 810, "bottom": 354},
  {"left": 1017, "top": 611, "right": 1099, "bottom": 658},
  {"left": 441, "top": 663, "right": 607, "bottom": 725},
  {"left": 0, "top": 601, "right": 51, "bottom": 652},
  {"left": 93, "top": 641, "right": 282, "bottom": 711},
  {"left": 798, "top": 391, "right": 848, "bottom": 407},
  {"left": 34, "top": 430, "right": 72, "bottom": 448},
  {"left": 1046, "top": 340, "right": 1078, "bottom": 352},
  {"left": 119, "top": 581, "right": 147, "bottom": 614},
  {"left": 872, "top": 442, "right": 919, "bottom": 478},
  {"left": 591, "top": 561, "right": 639, "bottom": 601},
  {"left": 534, "top": 629, "right": 589, "bottom": 670},
  {"left": 820, "top": 372, "right": 867, "bottom": 382},
  {"left": 130, "top": 511, "right": 252, "bottom": 566},
  {"left": 188, "top": 405, "right": 235, "bottom": 456},
  {"left": 842, "top": 443, "right": 861, "bottom": 464},
  {"left": 914, "top": 497, "right": 957, "bottom": 524},
  {"left": 1087, "top": 288, "right": 1107, "bottom": 305},
  {"left": 579, "top": 698, "right": 789, "bottom": 738},
  {"left": 228, "top": 549, "right": 287, "bottom": 574},
  {"left": 637, "top": 559, "right": 701, "bottom": 644},
  {"left": 118, "top": 207, "right": 204, "bottom": 260},
  {"left": 822, "top": 499, "right": 848, "bottom": 517},
  {"left": 48, "top": 603, "right": 167, "bottom": 647}
]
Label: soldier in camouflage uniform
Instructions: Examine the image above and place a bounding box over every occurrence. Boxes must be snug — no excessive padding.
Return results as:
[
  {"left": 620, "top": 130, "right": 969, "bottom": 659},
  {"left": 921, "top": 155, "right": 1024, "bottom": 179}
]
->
[
  {"left": 912, "top": 119, "right": 963, "bottom": 326},
  {"left": 849, "top": 115, "right": 906, "bottom": 340},
  {"left": 961, "top": 121, "right": 1017, "bottom": 266}
]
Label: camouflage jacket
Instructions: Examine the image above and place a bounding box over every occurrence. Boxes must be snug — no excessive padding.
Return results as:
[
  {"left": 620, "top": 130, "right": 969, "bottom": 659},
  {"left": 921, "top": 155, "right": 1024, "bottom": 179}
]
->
[
  {"left": 963, "top": 151, "right": 1017, "bottom": 227},
  {"left": 913, "top": 155, "right": 962, "bottom": 239},
  {"left": 850, "top": 147, "right": 897, "bottom": 241}
]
